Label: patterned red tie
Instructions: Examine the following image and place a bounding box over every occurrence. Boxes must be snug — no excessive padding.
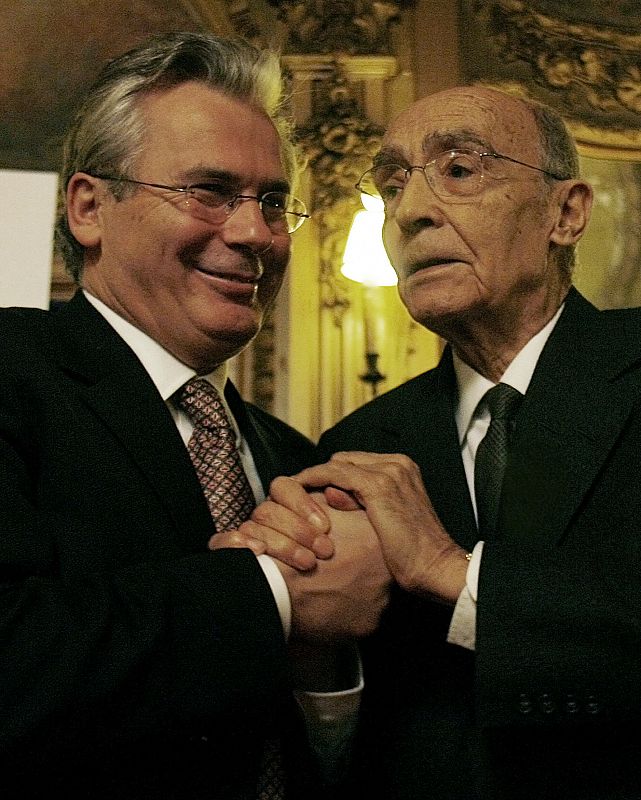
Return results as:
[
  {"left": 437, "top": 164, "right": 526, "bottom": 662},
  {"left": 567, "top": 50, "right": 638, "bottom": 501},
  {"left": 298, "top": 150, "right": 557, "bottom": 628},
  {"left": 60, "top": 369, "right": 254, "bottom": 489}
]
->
[
  {"left": 177, "top": 377, "right": 286, "bottom": 799},
  {"left": 178, "top": 377, "right": 255, "bottom": 532}
]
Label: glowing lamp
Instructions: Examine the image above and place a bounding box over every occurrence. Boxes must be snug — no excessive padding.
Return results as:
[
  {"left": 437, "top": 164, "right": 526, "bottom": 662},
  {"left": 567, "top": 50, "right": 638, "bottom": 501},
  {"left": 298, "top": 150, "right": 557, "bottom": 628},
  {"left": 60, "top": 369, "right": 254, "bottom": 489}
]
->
[{"left": 340, "top": 194, "right": 397, "bottom": 287}]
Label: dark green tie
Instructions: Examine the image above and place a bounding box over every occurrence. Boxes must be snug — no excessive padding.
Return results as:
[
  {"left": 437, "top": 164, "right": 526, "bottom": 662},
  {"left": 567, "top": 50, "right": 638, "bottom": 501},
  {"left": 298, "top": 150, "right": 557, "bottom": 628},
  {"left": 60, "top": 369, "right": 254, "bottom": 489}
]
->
[{"left": 474, "top": 383, "right": 523, "bottom": 539}]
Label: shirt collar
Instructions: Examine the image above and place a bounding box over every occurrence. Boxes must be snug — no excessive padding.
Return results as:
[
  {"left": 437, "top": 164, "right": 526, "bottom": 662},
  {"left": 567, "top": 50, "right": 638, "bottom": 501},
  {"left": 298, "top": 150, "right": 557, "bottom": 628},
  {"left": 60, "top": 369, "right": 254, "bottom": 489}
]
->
[
  {"left": 453, "top": 303, "right": 565, "bottom": 445},
  {"left": 83, "top": 290, "right": 228, "bottom": 401}
]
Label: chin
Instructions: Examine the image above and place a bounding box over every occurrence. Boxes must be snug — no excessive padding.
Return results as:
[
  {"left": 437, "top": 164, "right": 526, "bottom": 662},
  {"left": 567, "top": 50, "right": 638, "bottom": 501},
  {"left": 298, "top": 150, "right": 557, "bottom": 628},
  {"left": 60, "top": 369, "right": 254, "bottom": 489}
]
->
[
  {"left": 404, "top": 299, "right": 469, "bottom": 336},
  {"left": 215, "top": 315, "right": 263, "bottom": 349}
]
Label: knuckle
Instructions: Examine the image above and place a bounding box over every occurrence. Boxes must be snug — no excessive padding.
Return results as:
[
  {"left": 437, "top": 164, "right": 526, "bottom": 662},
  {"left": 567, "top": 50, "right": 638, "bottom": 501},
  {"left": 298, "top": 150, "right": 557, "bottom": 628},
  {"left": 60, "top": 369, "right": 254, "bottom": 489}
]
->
[
  {"left": 250, "top": 504, "right": 272, "bottom": 524},
  {"left": 269, "top": 475, "right": 288, "bottom": 495},
  {"left": 401, "top": 457, "right": 415, "bottom": 472},
  {"left": 237, "top": 520, "right": 256, "bottom": 536},
  {"left": 388, "top": 461, "right": 405, "bottom": 476},
  {"left": 386, "top": 457, "right": 416, "bottom": 483},
  {"left": 238, "top": 522, "right": 266, "bottom": 543}
]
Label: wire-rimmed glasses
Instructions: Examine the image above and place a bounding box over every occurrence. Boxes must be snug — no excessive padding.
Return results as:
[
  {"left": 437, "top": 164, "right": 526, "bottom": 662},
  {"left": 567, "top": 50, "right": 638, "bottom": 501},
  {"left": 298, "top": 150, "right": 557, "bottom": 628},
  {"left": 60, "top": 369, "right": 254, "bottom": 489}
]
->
[
  {"left": 89, "top": 174, "right": 310, "bottom": 234},
  {"left": 356, "top": 149, "right": 570, "bottom": 211}
]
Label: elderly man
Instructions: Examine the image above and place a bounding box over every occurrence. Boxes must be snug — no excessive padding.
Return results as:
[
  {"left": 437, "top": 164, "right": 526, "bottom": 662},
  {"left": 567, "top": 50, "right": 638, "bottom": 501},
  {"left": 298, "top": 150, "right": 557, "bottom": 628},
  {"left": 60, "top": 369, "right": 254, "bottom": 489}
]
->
[
  {"left": 0, "top": 32, "right": 390, "bottom": 800},
  {"left": 234, "top": 86, "right": 641, "bottom": 799}
]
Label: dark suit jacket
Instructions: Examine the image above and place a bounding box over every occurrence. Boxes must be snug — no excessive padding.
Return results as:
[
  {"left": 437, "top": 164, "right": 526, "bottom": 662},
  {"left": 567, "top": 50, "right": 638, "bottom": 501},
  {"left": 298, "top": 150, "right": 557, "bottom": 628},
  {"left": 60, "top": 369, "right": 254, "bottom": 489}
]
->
[
  {"left": 319, "top": 289, "right": 641, "bottom": 800},
  {"left": 0, "top": 291, "right": 319, "bottom": 799}
]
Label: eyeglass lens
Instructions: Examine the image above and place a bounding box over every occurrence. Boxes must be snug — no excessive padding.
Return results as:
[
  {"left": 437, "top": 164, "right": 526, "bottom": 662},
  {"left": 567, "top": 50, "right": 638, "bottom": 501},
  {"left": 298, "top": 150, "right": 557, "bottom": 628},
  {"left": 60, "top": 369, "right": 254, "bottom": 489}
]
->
[
  {"left": 360, "top": 150, "right": 486, "bottom": 207},
  {"left": 183, "top": 188, "right": 307, "bottom": 233}
]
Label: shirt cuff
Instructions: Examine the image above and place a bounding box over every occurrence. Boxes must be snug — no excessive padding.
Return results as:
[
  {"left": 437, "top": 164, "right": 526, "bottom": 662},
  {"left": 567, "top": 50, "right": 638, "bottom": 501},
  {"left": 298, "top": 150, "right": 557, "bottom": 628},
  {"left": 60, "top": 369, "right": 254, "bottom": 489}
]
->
[
  {"left": 256, "top": 554, "right": 292, "bottom": 639},
  {"left": 293, "top": 652, "right": 363, "bottom": 784},
  {"left": 446, "top": 541, "right": 484, "bottom": 650}
]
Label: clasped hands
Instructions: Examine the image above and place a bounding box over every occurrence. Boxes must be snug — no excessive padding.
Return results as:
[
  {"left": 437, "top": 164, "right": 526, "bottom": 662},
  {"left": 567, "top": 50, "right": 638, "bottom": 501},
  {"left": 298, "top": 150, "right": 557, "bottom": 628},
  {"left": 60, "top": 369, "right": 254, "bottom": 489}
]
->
[{"left": 210, "top": 453, "right": 468, "bottom": 641}]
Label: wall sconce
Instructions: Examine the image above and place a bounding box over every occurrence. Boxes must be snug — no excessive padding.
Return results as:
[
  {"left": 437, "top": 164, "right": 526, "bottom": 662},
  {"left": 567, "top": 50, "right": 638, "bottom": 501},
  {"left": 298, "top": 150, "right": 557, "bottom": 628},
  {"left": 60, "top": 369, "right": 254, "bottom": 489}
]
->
[
  {"left": 341, "top": 193, "right": 397, "bottom": 287},
  {"left": 341, "top": 194, "right": 397, "bottom": 396}
]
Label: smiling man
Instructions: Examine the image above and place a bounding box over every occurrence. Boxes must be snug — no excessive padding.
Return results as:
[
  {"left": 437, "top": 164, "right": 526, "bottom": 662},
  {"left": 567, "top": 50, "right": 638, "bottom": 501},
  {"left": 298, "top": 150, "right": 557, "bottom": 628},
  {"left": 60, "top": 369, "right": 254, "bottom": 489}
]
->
[
  {"left": 0, "top": 32, "right": 391, "bottom": 800},
  {"left": 235, "top": 86, "right": 641, "bottom": 799},
  {"left": 72, "top": 81, "right": 293, "bottom": 372}
]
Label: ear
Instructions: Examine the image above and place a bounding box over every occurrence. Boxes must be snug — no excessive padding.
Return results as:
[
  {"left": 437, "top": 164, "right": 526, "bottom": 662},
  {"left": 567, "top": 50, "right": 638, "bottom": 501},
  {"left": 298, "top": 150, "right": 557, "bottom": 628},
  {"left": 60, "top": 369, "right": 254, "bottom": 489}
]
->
[
  {"left": 549, "top": 179, "right": 593, "bottom": 247},
  {"left": 66, "top": 172, "right": 105, "bottom": 249}
]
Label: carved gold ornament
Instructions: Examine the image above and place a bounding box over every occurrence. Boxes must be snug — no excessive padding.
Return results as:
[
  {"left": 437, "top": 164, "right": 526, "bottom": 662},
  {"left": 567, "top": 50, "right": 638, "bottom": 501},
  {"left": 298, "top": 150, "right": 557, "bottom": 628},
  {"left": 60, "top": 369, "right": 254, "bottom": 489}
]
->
[
  {"left": 469, "top": 0, "right": 641, "bottom": 156},
  {"left": 267, "top": 0, "right": 404, "bottom": 54},
  {"left": 298, "top": 73, "right": 384, "bottom": 317}
]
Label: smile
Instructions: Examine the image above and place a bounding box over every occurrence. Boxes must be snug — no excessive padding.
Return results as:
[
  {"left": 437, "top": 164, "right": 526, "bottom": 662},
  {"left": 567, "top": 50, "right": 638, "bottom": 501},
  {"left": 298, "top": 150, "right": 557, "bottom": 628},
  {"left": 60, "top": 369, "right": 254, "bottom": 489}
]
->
[
  {"left": 197, "top": 269, "right": 259, "bottom": 283},
  {"left": 194, "top": 268, "right": 261, "bottom": 299}
]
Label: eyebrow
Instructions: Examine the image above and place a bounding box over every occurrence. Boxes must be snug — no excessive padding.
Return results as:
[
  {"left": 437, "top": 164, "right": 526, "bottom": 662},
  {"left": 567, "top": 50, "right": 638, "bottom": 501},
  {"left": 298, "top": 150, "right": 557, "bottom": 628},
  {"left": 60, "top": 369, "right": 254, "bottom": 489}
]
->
[
  {"left": 421, "top": 130, "right": 492, "bottom": 155},
  {"left": 373, "top": 146, "right": 407, "bottom": 167},
  {"left": 374, "top": 129, "right": 494, "bottom": 167},
  {"left": 179, "top": 166, "right": 290, "bottom": 194}
]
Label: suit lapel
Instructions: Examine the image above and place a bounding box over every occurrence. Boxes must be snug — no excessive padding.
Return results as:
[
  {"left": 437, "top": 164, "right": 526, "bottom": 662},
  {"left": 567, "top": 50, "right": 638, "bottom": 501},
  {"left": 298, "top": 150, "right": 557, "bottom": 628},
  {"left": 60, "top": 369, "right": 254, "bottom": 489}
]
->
[
  {"left": 52, "top": 293, "right": 214, "bottom": 550},
  {"left": 376, "top": 349, "right": 479, "bottom": 551},
  {"left": 501, "top": 289, "right": 641, "bottom": 545},
  {"left": 224, "top": 381, "right": 280, "bottom": 495},
  {"left": 419, "top": 351, "right": 479, "bottom": 551}
]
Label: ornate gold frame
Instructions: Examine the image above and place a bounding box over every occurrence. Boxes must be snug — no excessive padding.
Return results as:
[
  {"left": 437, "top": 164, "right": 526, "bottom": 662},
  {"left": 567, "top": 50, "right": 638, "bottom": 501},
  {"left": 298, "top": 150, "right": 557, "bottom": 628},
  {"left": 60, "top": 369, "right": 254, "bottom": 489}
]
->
[{"left": 464, "top": 0, "right": 641, "bottom": 160}]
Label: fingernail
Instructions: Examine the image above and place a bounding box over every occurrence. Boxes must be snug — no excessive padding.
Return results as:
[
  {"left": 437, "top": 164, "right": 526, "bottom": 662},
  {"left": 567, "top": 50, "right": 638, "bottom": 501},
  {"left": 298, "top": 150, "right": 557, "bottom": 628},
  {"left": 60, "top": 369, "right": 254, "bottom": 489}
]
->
[
  {"left": 308, "top": 511, "right": 327, "bottom": 530},
  {"left": 295, "top": 549, "right": 317, "bottom": 571},
  {"left": 312, "top": 535, "right": 334, "bottom": 559}
]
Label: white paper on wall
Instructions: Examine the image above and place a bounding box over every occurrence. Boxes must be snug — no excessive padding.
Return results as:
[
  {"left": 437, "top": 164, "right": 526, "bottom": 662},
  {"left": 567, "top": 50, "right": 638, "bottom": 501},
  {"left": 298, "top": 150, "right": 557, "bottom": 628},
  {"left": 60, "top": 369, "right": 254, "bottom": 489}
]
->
[{"left": 0, "top": 169, "right": 59, "bottom": 309}]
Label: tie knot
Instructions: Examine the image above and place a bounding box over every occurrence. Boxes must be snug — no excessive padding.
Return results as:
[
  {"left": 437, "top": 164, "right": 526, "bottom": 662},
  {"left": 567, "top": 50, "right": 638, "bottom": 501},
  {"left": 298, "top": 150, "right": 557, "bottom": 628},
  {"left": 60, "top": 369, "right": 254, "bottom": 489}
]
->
[
  {"left": 483, "top": 383, "right": 522, "bottom": 421},
  {"left": 177, "top": 377, "right": 232, "bottom": 432}
]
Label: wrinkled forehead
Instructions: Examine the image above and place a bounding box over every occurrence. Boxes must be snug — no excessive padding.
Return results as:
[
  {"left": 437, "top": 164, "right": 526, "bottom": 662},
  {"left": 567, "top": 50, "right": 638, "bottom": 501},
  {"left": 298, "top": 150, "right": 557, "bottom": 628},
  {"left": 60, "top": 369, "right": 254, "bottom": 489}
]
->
[{"left": 380, "top": 87, "right": 541, "bottom": 165}]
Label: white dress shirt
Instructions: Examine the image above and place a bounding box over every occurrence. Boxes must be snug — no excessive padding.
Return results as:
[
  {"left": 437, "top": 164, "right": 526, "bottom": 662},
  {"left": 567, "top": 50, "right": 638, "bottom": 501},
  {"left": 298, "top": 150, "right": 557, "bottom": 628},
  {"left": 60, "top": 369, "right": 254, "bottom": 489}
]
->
[{"left": 447, "top": 305, "right": 564, "bottom": 649}]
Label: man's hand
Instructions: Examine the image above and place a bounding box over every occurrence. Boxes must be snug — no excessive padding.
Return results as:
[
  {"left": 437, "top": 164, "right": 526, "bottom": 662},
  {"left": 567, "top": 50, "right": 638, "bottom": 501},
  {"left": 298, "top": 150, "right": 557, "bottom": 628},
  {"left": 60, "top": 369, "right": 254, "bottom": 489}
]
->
[
  {"left": 210, "top": 452, "right": 469, "bottom": 605},
  {"left": 292, "top": 452, "right": 468, "bottom": 604},
  {"left": 221, "top": 453, "right": 469, "bottom": 604},
  {"left": 212, "top": 492, "right": 391, "bottom": 640},
  {"left": 209, "top": 476, "right": 334, "bottom": 570},
  {"left": 277, "top": 493, "right": 392, "bottom": 641},
  {"left": 295, "top": 452, "right": 467, "bottom": 603}
]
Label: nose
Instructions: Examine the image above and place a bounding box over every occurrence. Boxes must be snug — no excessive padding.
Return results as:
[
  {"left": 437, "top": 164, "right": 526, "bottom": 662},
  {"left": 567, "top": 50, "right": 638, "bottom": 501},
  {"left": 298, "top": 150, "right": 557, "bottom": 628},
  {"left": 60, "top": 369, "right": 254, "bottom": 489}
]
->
[
  {"left": 393, "top": 168, "right": 443, "bottom": 233},
  {"left": 219, "top": 196, "right": 275, "bottom": 253}
]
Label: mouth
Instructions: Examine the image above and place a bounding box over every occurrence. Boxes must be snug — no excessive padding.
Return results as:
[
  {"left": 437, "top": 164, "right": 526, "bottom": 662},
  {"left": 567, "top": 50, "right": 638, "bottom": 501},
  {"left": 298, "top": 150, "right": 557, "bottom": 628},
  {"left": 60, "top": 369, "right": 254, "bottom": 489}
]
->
[
  {"left": 406, "top": 258, "right": 462, "bottom": 277},
  {"left": 194, "top": 267, "right": 262, "bottom": 301}
]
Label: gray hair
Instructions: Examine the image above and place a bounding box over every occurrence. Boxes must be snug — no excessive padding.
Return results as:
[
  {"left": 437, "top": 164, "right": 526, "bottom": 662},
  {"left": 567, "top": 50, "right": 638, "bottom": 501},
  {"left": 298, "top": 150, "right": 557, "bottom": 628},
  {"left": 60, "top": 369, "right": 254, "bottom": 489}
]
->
[
  {"left": 525, "top": 96, "right": 581, "bottom": 280},
  {"left": 55, "top": 31, "right": 298, "bottom": 281}
]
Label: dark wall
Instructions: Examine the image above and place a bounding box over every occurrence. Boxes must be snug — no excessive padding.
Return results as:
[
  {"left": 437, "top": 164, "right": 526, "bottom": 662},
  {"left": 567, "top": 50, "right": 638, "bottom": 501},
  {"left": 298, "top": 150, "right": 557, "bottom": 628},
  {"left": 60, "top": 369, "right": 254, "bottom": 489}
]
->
[{"left": 0, "top": 0, "right": 203, "bottom": 171}]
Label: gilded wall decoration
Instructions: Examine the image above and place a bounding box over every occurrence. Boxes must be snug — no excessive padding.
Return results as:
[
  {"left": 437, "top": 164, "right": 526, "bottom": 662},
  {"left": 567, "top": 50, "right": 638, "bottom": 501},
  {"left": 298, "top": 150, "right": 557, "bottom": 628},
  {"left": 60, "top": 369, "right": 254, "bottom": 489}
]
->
[
  {"left": 575, "top": 157, "right": 641, "bottom": 309},
  {"left": 267, "top": 0, "right": 405, "bottom": 54},
  {"left": 297, "top": 73, "right": 383, "bottom": 321},
  {"left": 179, "top": 0, "right": 271, "bottom": 42},
  {"left": 463, "top": 0, "right": 641, "bottom": 155}
]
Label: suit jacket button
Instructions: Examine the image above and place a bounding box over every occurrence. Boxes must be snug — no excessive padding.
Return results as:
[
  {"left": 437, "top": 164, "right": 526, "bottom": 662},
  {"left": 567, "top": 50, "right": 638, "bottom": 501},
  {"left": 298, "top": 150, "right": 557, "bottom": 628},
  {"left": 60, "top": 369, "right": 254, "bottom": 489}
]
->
[
  {"left": 518, "top": 693, "right": 533, "bottom": 714},
  {"left": 564, "top": 694, "right": 579, "bottom": 714},
  {"left": 540, "top": 693, "right": 556, "bottom": 715},
  {"left": 586, "top": 695, "right": 600, "bottom": 715}
]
